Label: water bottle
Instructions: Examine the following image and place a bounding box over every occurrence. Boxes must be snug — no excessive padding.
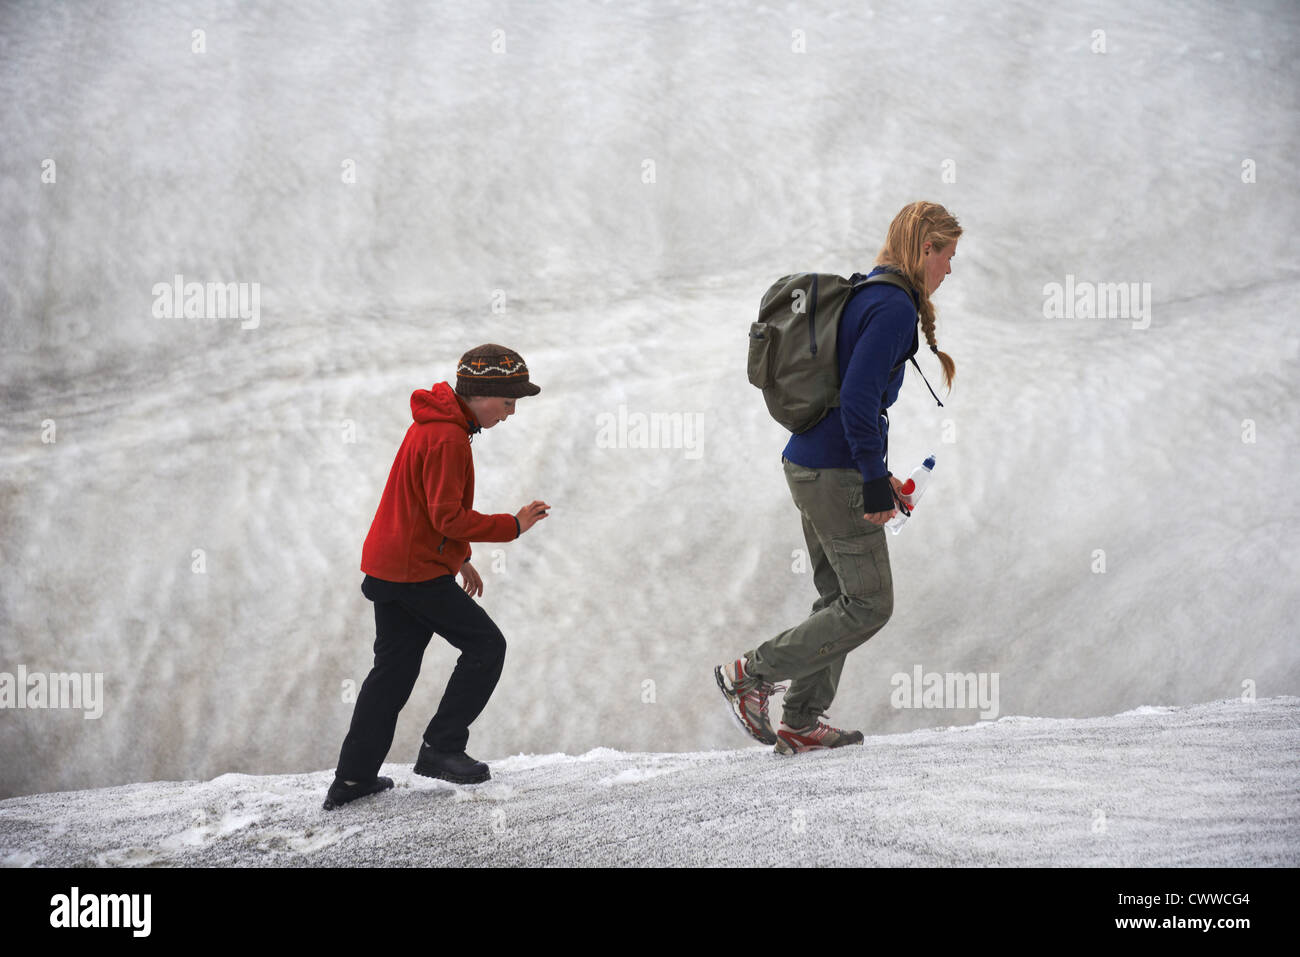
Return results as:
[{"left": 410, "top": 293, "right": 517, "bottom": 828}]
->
[{"left": 884, "top": 454, "right": 936, "bottom": 535}]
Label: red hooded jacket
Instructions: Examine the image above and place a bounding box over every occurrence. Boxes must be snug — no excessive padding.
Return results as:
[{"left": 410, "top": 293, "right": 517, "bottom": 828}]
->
[{"left": 360, "top": 382, "right": 519, "bottom": 582}]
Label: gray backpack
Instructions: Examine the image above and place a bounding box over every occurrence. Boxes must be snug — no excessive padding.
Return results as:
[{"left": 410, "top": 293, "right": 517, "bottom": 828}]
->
[{"left": 747, "top": 270, "right": 942, "bottom": 433}]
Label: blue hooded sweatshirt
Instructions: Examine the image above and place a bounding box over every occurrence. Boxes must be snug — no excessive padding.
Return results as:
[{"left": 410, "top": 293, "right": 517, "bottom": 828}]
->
[{"left": 781, "top": 266, "right": 920, "bottom": 513}]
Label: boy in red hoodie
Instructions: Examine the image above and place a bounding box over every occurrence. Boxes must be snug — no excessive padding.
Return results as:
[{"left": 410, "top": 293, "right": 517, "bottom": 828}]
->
[{"left": 324, "top": 344, "right": 549, "bottom": 810}]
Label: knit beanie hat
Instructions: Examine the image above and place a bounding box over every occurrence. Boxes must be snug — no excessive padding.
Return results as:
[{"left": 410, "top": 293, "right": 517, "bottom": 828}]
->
[{"left": 455, "top": 344, "right": 541, "bottom": 398}]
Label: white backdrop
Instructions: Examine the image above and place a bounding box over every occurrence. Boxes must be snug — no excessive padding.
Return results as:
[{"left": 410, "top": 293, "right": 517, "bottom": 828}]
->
[{"left": 1, "top": 0, "right": 1297, "bottom": 798}]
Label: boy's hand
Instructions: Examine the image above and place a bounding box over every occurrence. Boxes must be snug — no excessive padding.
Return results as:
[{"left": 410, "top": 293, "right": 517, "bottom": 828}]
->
[
  {"left": 516, "top": 501, "right": 550, "bottom": 533},
  {"left": 459, "top": 561, "right": 483, "bottom": 598}
]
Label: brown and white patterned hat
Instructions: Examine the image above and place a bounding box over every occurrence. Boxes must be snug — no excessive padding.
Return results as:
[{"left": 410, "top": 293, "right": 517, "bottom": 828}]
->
[{"left": 455, "top": 344, "right": 541, "bottom": 398}]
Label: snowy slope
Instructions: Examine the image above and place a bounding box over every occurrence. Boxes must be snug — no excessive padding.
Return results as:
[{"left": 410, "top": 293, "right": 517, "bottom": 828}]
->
[
  {"left": 1, "top": 0, "right": 1299, "bottom": 800},
  {"left": 2, "top": 698, "right": 1296, "bottom": 867}
]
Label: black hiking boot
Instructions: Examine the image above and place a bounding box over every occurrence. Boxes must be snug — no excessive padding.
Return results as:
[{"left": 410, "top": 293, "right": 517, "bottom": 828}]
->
[
  {"left": 414, "top": 744, "right": 490, "bottom": 785},
  {"left": 322, "top": 775, "right": 394, "bottom": 810}
]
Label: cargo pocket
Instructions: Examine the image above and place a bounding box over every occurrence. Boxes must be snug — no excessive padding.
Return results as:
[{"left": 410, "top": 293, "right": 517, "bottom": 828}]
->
[
  {"left": 829, "top": 534, "right": 884, "bottom": 600},
  {"left": 747, "top": 322, "right": 774, "bottom": 388}
]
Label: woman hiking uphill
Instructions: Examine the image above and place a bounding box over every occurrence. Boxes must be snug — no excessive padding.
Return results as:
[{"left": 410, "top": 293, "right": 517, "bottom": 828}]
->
[
  {"left": 324, "top": 344, "right": 549, "bottom": 810},
  {"left": 716, "top": 201, "right": 961, "bottom": 754}
]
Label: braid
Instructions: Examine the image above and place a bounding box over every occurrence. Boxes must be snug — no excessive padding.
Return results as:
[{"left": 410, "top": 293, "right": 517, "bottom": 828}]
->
[{"left": 918, "top": 299, "right": 955, "bottom": 390}]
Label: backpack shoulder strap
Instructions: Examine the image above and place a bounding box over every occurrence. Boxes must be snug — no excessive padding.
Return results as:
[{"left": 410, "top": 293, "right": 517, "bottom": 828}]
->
[{"left": 852, "top": 269, "right": 920, "bottom": 309}]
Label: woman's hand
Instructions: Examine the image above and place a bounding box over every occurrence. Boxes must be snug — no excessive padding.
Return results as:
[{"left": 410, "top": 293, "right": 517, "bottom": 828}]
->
[
  {"left": 864, "top": 475, "right": 906, "bottom": 525},
  {"left": 459, "top": 561, "right": 484, "bottom": 598},
  {"left": 863, "top": 508, "right": 897, "bottom": 525},
  {"left": 889, "top": 474, "right": 911, "bottom": 508}
]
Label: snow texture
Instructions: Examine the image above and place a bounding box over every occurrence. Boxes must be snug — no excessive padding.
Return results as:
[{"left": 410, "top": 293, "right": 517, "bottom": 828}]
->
[
  {"left": 1, "top": 0, "right": 1299, "bottom": 800},
  {"left": 1, "top": 698, "right": 1296, "bottom": 867}
]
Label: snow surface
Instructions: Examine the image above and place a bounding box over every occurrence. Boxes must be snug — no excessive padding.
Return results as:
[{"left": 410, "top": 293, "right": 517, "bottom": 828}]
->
[
  {"left": 1, "top": 697, "right": 1296, "bottom": 867},
  {"left": 1, "top": 0, "right": 1299, "bottom": 801}
]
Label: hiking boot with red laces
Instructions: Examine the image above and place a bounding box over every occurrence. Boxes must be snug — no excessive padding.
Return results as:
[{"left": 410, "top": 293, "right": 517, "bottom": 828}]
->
[
  {"left": 774, "top": 714, "right": 865, "bottom": 754},
  {"left": 714, "top": 657, "right": 784, "bottom": 745}
]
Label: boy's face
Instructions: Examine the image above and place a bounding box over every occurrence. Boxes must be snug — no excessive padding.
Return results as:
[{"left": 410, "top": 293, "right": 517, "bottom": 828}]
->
[{"left": 468, "top": 395, "right": 516, "bottom": 428}]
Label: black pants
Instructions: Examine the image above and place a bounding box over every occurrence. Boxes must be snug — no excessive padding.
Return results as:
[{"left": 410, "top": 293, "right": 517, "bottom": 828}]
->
[{"left": 334, "top": 574, "right": 507, "bottom": 782}]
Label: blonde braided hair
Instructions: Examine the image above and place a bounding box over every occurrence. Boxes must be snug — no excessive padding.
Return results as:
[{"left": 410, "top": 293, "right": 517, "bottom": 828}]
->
[{"left": 874, "top": 201, "right": 962, "bottom": 391}]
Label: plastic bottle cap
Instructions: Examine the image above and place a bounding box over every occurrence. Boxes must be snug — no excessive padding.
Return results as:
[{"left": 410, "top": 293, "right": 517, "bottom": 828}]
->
[{"left": 923, "top": 456, "right": 936, "bottom": 469}]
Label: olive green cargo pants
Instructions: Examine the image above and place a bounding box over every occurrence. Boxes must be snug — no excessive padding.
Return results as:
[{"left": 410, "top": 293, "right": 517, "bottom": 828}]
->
[{"left": 746, "top": 457, "right": 894, "bottom": 729}]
